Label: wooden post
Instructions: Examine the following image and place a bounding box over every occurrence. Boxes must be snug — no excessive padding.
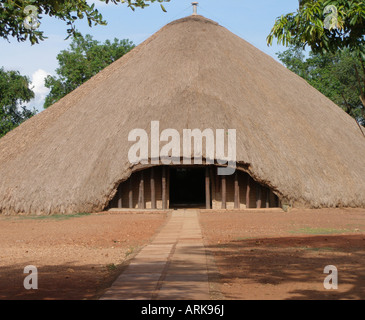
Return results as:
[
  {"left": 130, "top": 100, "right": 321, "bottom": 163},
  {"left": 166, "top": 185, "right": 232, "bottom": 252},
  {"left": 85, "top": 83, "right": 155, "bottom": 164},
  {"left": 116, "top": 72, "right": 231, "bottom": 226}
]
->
[
  {"left": 271, "top": 190, "right": 279, "bottom": 208},
  {"left": 234, "top": 172, "right": 239, "bottom": 209},
  {"left": 117, "top": 186, "right": 122, "bottom": 209},
  {"left": 151, "top": 167, "right": 156, "bottom": 209},
  {"left": 256, "top": 184, "right": 262, "bottom": 209},
  {"left": 221, "top": 175, "right": 226, "bottom": 209},
  {"left": 246, "top": 175, "right": 251, "bottom": 209},
  {"left": 162, "top": 167, "right": 167, "bottom": 209},
  {"left": 138, "top": 171, "right": 145, "bottom": 209},
  {"left": 266, "top": 188, "right": 270, "bottom": 208},
  {"left": 205, "top": 167, "right": 210, "bottom": 209},
  {"left": 128, "top": 176, "right": 133, "bottom": 208}
]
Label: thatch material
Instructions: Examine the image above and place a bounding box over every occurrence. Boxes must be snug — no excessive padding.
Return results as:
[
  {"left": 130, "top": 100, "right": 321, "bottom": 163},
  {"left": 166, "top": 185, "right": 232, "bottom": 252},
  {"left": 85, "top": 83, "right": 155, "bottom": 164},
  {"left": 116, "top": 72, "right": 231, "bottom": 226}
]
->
[{"left": 1, "top": 15, "right": 365, "bottom": 215}]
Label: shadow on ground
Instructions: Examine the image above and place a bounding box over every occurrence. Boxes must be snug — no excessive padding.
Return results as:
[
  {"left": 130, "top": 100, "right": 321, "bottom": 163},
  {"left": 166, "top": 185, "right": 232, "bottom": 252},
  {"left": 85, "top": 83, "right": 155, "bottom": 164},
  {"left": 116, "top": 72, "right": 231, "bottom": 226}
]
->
[
  {"left": 203, "top": 234, "right": 365, "bottom": 300},
  {"left": 0, "top": 262, "right": 128, "bottom": 300},
  {"left": 1, "top": 235, "right": 364, "bottom": 300}
]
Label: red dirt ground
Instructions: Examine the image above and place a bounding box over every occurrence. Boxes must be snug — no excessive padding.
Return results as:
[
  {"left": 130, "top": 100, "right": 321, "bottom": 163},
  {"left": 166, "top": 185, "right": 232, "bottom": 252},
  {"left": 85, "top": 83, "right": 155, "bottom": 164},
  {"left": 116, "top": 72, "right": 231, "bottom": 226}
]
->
[
  {"left": 1, "top": 208, "right": 364, "bottom": 300},
  {"left": 0, "top": 212, "right": 168, "bottom": 300},
  {"left": 199, "top": 208, "right": 365, "bottom": 300}
]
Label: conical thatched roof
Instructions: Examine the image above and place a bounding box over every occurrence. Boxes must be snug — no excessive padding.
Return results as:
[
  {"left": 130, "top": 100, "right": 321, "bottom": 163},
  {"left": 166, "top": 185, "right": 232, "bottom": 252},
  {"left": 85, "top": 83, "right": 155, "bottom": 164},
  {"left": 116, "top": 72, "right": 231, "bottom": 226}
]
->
[{"left": 1, "top": 15, "right": 365, "bottom": 215}]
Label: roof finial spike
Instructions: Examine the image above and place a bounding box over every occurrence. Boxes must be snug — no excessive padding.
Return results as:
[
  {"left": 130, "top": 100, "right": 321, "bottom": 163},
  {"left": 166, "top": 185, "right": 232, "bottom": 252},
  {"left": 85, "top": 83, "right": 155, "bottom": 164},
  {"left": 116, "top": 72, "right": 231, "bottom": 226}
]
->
[{"left": 192, "top": 2, "right": 198, "bottom": 15}]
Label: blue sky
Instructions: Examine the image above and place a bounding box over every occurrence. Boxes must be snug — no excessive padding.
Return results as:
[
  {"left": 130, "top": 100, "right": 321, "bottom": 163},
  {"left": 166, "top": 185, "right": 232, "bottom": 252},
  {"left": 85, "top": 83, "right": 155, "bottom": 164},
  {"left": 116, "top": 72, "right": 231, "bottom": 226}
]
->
[{"left": 0, "top": 0, "right": 299, "bottom": 110}]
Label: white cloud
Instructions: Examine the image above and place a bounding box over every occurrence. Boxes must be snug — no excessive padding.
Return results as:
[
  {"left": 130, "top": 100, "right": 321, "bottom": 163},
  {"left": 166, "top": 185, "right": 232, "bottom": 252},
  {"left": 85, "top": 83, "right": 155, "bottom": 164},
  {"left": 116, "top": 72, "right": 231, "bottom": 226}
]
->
[{"left": 29, "top": 69, "right": 51, "bottom": 111}]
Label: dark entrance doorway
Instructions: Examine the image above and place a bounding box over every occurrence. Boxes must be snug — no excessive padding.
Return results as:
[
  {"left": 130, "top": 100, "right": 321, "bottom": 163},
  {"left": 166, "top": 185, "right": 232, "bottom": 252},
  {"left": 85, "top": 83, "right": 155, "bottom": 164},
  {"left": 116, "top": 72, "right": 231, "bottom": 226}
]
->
[{"left": 169, "top": 167, "right": 206, "bottom": 208}]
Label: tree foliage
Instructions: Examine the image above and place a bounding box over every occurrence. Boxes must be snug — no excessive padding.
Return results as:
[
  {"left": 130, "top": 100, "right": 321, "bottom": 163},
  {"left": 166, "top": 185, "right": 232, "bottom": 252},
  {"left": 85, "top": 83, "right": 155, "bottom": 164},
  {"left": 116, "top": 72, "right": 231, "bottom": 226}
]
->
[
  {"left": 267, "top": 0, "right": 365, "bottom": 57},
  {"left": 277, "top": 46, "right": 365, "bottom": 125},
  {"left": 0, "top": 68, "right": 36, "bottom": 137},
  {"left": 269, "top": 1, "right": 365, "bottom": 130},
  {"left": 0, "top": 0, "right": 169, "bottom": 44},
  {"left": 44, "top": 33, "right": 135, "bottom": 108}
]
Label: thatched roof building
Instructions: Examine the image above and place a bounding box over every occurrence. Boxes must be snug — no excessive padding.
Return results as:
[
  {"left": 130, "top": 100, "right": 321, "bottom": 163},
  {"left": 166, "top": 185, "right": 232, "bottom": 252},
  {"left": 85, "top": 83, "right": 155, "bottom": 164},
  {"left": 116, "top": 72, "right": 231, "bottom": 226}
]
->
[{"left": 1, "top": 15, "right": 365, "bottom": 215}]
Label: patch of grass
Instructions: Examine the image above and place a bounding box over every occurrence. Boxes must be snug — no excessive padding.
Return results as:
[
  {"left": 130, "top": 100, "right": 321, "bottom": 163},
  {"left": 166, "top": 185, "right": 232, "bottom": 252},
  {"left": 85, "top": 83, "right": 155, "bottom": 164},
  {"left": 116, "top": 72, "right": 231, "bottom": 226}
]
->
[
  {"left": 106, "top": 263, "right": 117, "bottom": 271},
  {"left": 125, "top": 246, "right": 135, "bottom": 258},
  {"left": 289, "top": 227, "right": 354, "bottom": 235},
  {"left": 3, "top": 212, "right": 91, "bottom": 221}
]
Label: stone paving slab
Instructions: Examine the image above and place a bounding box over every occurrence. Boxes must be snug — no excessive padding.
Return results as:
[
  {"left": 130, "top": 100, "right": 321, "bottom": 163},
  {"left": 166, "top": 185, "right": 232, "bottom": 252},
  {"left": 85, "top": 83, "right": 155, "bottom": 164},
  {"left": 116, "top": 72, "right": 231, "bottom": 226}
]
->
[
  {"left": 123, "top": 262, "right": 167, "bottom": 274},
  {"left": 100, "top": 209, "right": 210, "bottom": 300},
  {"left": 100, "top": 273, "right": 161, "bottom": 300}
]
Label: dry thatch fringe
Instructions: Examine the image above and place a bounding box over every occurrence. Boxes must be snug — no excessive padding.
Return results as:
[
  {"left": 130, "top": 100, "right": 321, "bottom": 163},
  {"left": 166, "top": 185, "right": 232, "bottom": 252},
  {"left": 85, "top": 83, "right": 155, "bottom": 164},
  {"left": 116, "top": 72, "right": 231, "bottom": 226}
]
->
[{"left": 0, "top": 15, "right": 365, "bottom": 215}]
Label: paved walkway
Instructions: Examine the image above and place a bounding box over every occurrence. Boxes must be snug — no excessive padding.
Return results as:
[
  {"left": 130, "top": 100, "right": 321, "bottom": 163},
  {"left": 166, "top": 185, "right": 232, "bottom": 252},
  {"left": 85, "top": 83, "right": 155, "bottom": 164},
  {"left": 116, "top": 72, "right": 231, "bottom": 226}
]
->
[{"left": 100, "top": 209, "right": 210, "bottom": 300}]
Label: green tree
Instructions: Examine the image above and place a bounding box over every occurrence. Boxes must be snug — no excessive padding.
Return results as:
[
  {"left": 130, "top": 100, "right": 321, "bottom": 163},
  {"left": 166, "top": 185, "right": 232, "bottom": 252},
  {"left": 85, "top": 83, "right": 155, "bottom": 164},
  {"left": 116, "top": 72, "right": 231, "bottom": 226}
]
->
[
  {"left": 268, "top": 1, "right": 365, "bottom": 127},
  {"left": 44, "top": 34, "right": 135, "bottom": 108},
  {"left": 277, "top": 46, "right": 364, "bottom": 125},
  {"left": 0, "top": 0, "right": 169, "bottom": 44},
  {"left": 267, "top": 1, "right": 365, "bottom": 56},
  {"left": 0, "top": 68, "right": 36, "bottom": 137}
]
